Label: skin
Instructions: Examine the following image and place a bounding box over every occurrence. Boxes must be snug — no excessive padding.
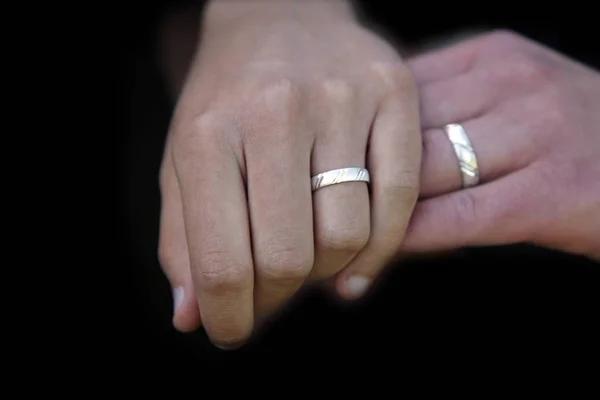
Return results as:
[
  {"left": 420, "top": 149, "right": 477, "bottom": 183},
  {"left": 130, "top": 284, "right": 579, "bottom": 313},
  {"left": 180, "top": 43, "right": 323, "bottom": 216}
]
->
[
  {"left": 400, "top": 30, "right": 600, "bottom": 261},
  {"left": 156, "top": 9, "right": 599, "bottom": 348},
  {"left": 158, "top": 0, "right": 421, "bottom": 349}
]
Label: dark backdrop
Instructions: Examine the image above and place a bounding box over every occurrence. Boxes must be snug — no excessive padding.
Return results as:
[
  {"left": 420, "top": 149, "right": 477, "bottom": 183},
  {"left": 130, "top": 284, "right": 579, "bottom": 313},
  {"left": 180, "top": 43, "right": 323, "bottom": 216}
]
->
[{"left": 121, "top": 1, "right": 599, "bottom": 370}]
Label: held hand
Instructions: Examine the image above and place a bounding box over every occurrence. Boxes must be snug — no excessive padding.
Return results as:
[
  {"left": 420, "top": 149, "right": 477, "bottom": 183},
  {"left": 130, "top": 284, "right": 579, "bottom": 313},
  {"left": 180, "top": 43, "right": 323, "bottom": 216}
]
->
[
  {"left": 404, "top": 30, "right": 600, "bottom": 260},
  {"left": 158, "top": 3, "right": 421, "bottom": 348}
]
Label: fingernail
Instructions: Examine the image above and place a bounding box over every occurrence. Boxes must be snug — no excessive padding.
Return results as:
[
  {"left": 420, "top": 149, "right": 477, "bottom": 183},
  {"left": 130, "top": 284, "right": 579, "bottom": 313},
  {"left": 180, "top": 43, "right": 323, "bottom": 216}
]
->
[
  {"left": 345, "top": 275, "right": 371, "bottom": 299},
  {"left": 173, "top": 286, "right": 184, "bottom": 313}
]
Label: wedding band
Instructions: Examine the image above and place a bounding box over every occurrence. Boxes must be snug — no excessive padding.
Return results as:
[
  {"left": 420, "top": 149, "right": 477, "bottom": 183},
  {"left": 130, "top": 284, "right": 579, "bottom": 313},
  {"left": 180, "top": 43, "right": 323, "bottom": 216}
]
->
[
  {"left": 311, "top": 167, "right": 370, "bottom": 192},
  {"left": 444, "top": 123, "right": 480, "bottom": 188}
]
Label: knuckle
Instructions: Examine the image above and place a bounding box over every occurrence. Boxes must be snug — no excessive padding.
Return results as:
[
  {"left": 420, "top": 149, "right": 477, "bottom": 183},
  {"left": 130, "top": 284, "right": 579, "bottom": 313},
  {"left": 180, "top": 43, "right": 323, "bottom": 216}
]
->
[
  {"left": 449, "top": 186, "right": 522, "bottom": 235},
  {"left": 190, "top": 108, "right": 222, "bottom": 135},
  {"left": 321, "top": 78, "right": 355, "bottom": 104},
  {"left": 499, "top": 53, "right": 551, "bottom": 89},
  {"left": 527, "top": 87, "right": 565, "bottom": 143},
  {"left": 371, "top": 61, "right": 417, "bottom": 93},
  {"left": 449, "top": 190, "right": 480, "bottom": 228},
  {"left": 485, "top": 29, "right": 523, "bottom": 48},
  {"left": 318, "top": 224, "right": 370, "bottom": 253},
  {"left": 242, "top": 77, "right": 301, "bottom": 140},
  {"left": 258, "top": 77, "right": 300, "bottom": 115},
  {"left": 258, "top": 245, "right": 312, "bottom": 281},
  {"left": 196, "top": 254, "right": 249, "bottom": 295},
  {"left": 172, "top": 110, "right": 226, "bottom": 162}
]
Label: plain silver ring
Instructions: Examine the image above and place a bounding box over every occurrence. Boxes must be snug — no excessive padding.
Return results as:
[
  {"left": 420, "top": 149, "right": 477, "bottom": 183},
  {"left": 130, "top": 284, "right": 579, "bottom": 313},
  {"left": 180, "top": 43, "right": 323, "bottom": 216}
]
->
[
  {"left": 311, "top": 167, "right": 370, "bottom": 192},
  {"left": 444, "top": 123, "right": 480, "bottom": 188}
]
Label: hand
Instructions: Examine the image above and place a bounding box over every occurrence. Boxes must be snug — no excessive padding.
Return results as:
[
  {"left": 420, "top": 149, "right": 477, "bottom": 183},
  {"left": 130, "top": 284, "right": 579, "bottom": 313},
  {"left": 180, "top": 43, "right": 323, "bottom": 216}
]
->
[
  {"left": 158, "top": 1, "right": 421, "bottom": 348},
  {"left": 403, "top": 30, "right": 600, "bottom": 260}
]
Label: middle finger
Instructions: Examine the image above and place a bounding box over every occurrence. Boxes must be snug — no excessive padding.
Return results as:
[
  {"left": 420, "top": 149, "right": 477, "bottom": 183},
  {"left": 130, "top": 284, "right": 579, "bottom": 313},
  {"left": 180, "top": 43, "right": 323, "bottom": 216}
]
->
[{"left": 244, "top": 82, "right": 314, "bottom": 320}]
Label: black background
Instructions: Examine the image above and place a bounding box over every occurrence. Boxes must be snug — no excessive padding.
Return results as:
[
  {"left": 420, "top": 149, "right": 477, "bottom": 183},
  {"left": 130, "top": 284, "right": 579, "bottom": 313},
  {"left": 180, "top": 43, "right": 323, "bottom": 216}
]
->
[{"left": 120, "top": 1, "right": 599, "bottom": 370}]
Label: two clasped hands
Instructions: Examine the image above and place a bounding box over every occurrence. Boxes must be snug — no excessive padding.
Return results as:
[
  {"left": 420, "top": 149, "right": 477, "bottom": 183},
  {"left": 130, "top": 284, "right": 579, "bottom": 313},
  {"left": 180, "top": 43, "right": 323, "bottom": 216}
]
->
[{"left": 157, "top": 1, "right": 600, "bottom": 349}]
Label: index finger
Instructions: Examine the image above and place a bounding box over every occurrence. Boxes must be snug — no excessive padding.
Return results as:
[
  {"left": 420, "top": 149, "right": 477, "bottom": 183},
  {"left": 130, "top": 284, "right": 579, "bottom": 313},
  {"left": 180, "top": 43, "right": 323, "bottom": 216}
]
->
[
  {"left": 407, "top": 30, "right": 539, "bottom": 84},
  {"left": 173, "top": 115, "right": 254, "bottom": 349}
]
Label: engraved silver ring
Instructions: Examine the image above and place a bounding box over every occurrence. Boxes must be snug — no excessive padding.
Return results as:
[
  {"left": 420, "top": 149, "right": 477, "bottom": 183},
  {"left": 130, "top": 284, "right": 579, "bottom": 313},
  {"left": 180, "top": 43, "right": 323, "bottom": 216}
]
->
[
  {"left": 311, "top": 167, "right": 370, "bottom": 192},
  {"left": 444, "top": 123, "right": 480, "bottom": 188}
]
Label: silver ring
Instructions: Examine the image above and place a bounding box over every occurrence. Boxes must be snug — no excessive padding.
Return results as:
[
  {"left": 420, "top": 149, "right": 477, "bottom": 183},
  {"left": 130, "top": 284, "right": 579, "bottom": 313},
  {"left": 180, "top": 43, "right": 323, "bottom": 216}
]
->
[
  {"left": 311, "top": 167, "right": 370, "bottom": 192},
  {"left": 444, "top": 123, "right": 480, "bottom": 188}
]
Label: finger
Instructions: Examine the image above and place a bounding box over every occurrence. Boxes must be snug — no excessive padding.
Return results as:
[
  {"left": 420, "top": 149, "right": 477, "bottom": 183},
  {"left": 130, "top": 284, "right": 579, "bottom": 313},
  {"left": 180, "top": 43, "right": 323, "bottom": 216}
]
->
[
  {"left": 244, "top": 84, "right": 314, "bottom": 320},
  {"left": 174, "top": 117, "right": 254, "bottom": 349},
  {"left": 158, "top": 145, "right": 201, "bottom": 332},
  {"left": 337, "top": 67, "right": 421, "bottom": 300},
  {"left": 420, "top": 112, "right": 534, "bottom": 198},
  {"left": 406, "top": 33, "right": 483, "bottom": 84},
  {"left": 407, "top": 30, "right": 542, "bottom": 85},
  {"left": 403, "top": 168, "right": 543, "bottom": 253},
  {"left": 419, "top": 61, "right": 529, "bottom": 129},
  {"left": 308, "top": 80, "right": 371, "bottom": 281}
]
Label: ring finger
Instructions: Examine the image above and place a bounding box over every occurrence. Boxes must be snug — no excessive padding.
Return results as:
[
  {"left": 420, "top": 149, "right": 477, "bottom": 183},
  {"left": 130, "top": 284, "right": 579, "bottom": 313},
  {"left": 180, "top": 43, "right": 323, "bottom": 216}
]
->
[
  {"left": 308, "top": 82, "right": 372, "bottom": 281},
  {"left": 420, "top": 105, "right": 540, "bottom": 198}
]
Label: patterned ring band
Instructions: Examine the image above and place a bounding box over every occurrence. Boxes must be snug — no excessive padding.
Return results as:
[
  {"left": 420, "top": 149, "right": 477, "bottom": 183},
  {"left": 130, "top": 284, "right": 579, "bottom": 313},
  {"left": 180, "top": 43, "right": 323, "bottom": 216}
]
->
[
  {"left": 311, "top": 167, "right": 370, "bottom": 192},
  {"left": 444, "top": 123, "right": 480, "bottom": 188}
]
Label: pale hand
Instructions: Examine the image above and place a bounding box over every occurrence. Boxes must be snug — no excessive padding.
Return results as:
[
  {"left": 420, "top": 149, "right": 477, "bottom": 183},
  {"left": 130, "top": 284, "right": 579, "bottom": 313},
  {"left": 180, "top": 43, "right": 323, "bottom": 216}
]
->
[{"left": 158, "top": 2, "right": 421, "bottom": 348}]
